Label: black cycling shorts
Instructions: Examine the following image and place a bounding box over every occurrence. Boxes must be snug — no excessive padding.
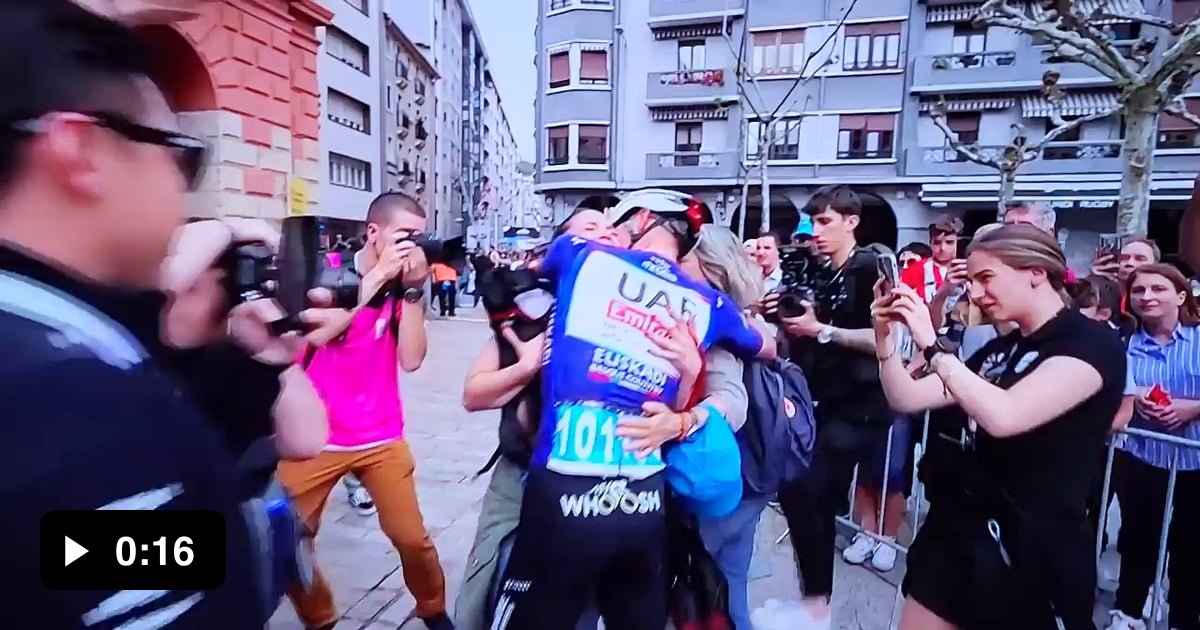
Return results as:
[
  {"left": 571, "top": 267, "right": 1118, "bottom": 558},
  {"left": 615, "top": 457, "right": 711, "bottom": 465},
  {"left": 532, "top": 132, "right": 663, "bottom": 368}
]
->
[{"left": 491, "top": 469, "right": 668, "bottom": 630}]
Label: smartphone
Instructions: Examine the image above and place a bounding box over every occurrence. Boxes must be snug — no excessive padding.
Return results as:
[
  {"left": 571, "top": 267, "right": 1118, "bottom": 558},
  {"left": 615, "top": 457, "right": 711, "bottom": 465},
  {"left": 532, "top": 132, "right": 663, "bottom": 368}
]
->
[
  {"left": 1148, "top": 384, "right": 1172, "bottom": 406},
  {"left": 1097, "top": 233, "right": 1122, "bottom": 259},
  {"left": 877, "top": 252, "right": 900, "bottom": 295}
]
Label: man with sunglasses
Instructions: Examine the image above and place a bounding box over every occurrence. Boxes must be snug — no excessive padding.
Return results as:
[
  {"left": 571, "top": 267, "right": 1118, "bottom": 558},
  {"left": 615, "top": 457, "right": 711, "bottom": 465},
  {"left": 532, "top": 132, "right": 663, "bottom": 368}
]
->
[{"left": 0, "top": 2, "right": 264, "bottom": 628}]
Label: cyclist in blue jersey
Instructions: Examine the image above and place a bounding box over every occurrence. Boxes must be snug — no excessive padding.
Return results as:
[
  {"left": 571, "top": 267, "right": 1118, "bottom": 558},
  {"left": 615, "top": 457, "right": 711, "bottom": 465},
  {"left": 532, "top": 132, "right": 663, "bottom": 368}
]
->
[{"left": 492, "top": 190, "right": 770, "bottom": 630}]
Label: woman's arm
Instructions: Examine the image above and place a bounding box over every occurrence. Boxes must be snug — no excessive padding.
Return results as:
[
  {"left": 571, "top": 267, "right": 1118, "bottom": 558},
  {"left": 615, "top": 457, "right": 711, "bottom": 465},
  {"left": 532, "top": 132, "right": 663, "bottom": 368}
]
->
[
  {"left": 272, "top": 366, "right": 329, "bottom": 459},
  {"left": 931, "top": 353, "right": 1104, "bottom": 437},
  {"left": 879, "top": 350, "right": 956, "bottom": 413},
  {"left": 699, "top": 348, "right": 747, "bottom": 431},
  {"left": 462, "top": 335, "right": 542, "bottom": 411},
  {"left": 1112, "top": 396, "right": 1135, "bottom": 432}
]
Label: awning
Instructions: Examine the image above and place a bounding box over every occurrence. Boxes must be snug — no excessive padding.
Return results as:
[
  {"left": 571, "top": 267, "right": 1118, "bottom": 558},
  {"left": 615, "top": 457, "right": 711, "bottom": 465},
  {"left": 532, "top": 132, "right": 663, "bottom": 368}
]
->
[
  {"left": 650, "top": 106, "right": 730, "bottom": 122},
  {"left": 918, "top": 177, "right": 1197, "bottom": 205},
  {"left": 926, "top": 3, "right": 984, "bottom": 24},
  {"left": 1030, "top": 0, "right": 1137, "bottom": 24},
  {"left": 918, "top": 97, "right": 1016, "bottom": 112},
  {"left": 653, "top": 24, "right": 725, "bottom": 40},
  {"left": 1020, "top": 91, "right": 1120, "bottom": 117}
]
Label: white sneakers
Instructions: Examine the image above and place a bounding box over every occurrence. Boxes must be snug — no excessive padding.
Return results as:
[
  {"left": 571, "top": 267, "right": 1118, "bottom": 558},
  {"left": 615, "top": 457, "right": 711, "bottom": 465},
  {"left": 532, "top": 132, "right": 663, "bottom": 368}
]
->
[
  {"left": 750, "top": 599, "right": 831, "bottom": 630},
  {"left": 841, "top": 534, "right": 898, "bottom": 572}
]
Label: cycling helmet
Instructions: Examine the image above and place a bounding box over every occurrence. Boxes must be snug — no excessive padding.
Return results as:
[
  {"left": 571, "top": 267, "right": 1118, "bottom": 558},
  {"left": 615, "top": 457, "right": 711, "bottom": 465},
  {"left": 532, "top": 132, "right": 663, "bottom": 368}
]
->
[{"left": 606, "top": 188, "right": 713, "bottom": 255}]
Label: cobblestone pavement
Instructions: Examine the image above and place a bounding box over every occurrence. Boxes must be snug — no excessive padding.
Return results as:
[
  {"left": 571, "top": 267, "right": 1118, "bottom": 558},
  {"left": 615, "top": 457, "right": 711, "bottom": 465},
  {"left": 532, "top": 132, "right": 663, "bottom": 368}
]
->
[{"left": 268, "top": 309, "right": 901, "bottom": 630}]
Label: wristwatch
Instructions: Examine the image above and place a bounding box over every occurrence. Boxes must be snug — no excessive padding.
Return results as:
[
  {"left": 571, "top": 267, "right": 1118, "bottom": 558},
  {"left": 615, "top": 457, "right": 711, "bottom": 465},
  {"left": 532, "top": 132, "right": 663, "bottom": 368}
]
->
[
  {"left": 816, "top": 325, "right": 835, "bottom": 344},
  {"left": 402, "top": 287, "right": 423, "bottom": 304},
  {"left": 921, "top": 336, "right": 958, "bottom": 365}
]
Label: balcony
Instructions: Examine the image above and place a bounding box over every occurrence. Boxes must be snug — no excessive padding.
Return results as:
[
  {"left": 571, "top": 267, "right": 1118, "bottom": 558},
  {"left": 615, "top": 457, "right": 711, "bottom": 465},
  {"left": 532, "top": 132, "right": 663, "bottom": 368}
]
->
[
  {"left": 645, "top": 151, "right": 739, "bottom": 180},
  {"left": 905, "top": 140, "right": 1125, "bottom": 176},
  {"left": 648, "top": 0, "right": 745, "bottom": 27},
  {"left": 646, "top": 69, "right": 737, "bottom": 105},
  {"left": 911, "top": 48, "right": 1111, "bottom": 94}
]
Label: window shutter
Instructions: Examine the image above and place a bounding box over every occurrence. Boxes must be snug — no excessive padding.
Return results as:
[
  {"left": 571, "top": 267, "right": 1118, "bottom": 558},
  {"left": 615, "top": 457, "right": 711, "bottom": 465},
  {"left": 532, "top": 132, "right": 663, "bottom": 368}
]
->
[
  {"left": 866, "top": 114, "right": 895, "bottom": 131},
  {"left": 838, "top": 114, "right": 867, "bottom": 130},
  {"left": 549, "top": 52, "right": 570, "bottom": 84},
  {"left": 580, "top": 51, "right": 608, "bottom": 80}
]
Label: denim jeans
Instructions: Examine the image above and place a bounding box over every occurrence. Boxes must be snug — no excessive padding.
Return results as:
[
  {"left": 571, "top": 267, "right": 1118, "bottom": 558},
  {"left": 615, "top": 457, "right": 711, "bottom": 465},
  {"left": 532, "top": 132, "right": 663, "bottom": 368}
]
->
[{"left": 698, "top": 495, "right": 770, "bottom": 630}]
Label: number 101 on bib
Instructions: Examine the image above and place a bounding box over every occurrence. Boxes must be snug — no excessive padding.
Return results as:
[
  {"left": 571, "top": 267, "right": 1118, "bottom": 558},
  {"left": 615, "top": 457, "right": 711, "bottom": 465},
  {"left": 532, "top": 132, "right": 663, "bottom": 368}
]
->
[{"left": 547, "top": 404, "right": 665, "bottom": 479}]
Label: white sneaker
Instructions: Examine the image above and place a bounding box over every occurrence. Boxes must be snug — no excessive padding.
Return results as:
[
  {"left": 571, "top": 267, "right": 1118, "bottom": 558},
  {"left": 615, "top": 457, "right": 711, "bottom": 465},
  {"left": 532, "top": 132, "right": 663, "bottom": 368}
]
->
[
  {"left": 841, "top": 533, "right": 877, "bottom": 565},
  {"left": 1142, "top": 589, "right": 1167, "bottom": 622},
  {"left": 1104, "top": 610, "right": 1146, "bottom": 630},
  {"left": 348, "top": 485, "right": 377, "bottom": 517},
  {"left": 871, "top": 538, "right": 898, "bottom": 572},
  {"left": 749, "top": 599, "right": 831, "bottom": 630}
]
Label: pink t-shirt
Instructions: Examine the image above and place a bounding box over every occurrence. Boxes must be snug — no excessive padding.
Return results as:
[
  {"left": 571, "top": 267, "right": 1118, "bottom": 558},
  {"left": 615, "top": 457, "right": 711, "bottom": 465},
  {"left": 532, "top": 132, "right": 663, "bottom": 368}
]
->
[{"left": 304, "top": 298, "right": 405, "bottom": 449}]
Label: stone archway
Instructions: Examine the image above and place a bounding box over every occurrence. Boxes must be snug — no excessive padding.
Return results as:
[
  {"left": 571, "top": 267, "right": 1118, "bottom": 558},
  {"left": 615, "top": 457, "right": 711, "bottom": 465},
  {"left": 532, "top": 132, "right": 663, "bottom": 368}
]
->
[
  {"left": 135, "top": 24, "right": 217, "bottom": 112},
  {"left": 578, "top": 194, "right": 621, "bottom": 211}
]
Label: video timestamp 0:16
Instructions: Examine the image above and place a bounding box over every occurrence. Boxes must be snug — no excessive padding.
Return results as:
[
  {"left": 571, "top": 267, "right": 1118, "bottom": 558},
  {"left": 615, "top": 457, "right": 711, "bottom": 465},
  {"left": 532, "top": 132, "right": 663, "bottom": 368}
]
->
[{"left": 39, "top": 509, "right": 226, "bottom": 590}]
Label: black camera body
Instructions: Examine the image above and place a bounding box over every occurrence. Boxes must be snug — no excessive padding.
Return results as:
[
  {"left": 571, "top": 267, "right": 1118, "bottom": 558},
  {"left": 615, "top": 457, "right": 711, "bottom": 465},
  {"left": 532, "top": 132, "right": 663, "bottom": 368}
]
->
[
  {"left": 768, "top": 245, "right": 850, "bottom": 322},
  {"left": 216, "top": 217, "right": 454, "bottom": 328},
  {"left": 476, "top": 267, "right": 553, "bottom": 342}
]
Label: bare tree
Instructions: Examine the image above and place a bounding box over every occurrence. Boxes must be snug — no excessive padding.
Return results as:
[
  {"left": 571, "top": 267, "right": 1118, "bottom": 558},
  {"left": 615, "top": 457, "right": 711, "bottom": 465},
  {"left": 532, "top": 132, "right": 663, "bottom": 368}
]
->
[
  {"left": 721, "top": 0, "right": 858, "bottom": 235},
  {"left": 929, "top": 70, "right": 1119, "bottom": 218},
  {"left": 969, "top": 0, "right": 1200, "bottom": 236}
]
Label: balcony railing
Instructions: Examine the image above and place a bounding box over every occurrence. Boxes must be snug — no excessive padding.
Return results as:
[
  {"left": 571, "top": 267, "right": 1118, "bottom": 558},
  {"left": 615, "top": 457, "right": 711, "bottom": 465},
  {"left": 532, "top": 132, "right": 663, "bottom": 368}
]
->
[
  {"left": 920, "top": 141, "right": 1121, "bottom": 164},
  {"left": 646, "top": 151, "right": 739, "bottom": 179},
  {"left": 929, "top": 50, "right": 1017, "bottom": 71},
  {"left": 646, "top": 68, "right": 736, "bottom": 102}
]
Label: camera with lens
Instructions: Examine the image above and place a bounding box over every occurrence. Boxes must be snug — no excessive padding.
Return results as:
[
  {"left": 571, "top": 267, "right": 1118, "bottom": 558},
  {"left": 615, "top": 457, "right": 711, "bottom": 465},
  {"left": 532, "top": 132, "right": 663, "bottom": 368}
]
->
[
  {"left": 476, "top": 267, "right": 554, "bottom": 341},
  {"left": 767, "top": 245, "right": 850, "bottom": 323},
  {"left": 216, "top": 218, "right": 454, "bottom": 330}
]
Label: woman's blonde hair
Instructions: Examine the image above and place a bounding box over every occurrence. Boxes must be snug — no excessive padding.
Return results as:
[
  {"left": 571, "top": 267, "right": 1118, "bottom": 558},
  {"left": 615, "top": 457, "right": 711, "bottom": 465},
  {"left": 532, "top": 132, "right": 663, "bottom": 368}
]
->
[
  {"left": 691, "top": 225, "right": 764, "bottom": 308},
  {"left": 967, "top": 224, "right": 1070, "bottom": 300}
]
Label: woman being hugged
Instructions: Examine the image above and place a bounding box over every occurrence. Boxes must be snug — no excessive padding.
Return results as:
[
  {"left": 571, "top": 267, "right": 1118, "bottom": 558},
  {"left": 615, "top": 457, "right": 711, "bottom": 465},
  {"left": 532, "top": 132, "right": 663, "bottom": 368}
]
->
[{"left": 873, "top": 225, "right": 1126, "bottom": 629}]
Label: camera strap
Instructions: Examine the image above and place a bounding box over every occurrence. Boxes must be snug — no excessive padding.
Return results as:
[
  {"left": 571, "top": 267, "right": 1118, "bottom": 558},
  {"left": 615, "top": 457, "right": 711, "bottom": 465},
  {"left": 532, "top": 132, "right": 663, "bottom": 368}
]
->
[{"left": 0, "top": 270, "right": 147, "bottom": 369}]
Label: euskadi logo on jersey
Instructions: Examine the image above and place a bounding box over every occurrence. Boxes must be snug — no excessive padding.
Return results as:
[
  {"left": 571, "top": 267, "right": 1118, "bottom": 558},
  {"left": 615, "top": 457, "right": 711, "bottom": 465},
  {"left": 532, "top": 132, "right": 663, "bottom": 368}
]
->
[{"left": 586, "top": 348, "right": 669, "bottom": 397}]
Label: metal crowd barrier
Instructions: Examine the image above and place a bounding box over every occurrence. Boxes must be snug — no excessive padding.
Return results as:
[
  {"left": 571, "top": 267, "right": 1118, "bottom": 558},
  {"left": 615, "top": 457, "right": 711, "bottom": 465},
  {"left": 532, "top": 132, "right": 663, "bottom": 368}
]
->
[{"left": 772, "top": 412, "right": 1200, "bottom": 628}]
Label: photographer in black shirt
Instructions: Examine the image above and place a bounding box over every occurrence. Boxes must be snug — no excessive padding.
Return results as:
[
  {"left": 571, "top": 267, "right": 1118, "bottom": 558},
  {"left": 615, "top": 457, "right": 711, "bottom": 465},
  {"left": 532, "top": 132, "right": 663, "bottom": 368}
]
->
[
  {"left": 764, "top": 185, "right": 886, "bottom": 629},
  {"left": 0, "top": 3, "right": 283, "bottom": 627},
  {"left": 874, "top": 225, "right": 1125, "bottom": 629}
]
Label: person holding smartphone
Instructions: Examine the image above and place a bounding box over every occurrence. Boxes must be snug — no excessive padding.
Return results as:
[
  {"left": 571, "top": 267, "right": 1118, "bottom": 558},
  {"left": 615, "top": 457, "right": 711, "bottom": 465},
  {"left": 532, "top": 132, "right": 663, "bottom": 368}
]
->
[{"left": 874, "top": 224, "right": 1125, "bottom": 629}]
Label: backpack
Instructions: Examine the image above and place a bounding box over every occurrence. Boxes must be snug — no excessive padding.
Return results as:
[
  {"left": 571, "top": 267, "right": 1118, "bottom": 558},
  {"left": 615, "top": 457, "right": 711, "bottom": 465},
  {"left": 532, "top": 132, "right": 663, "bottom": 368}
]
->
[{"left": 738, "top": 359, "right": 817, "bottom": 498}]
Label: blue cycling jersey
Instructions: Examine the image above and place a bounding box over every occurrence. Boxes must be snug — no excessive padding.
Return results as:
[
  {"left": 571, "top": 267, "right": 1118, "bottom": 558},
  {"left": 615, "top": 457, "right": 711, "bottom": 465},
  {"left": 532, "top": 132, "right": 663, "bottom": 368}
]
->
[{"left": 531, "top": 236, "right": 763, "bottom": 479}]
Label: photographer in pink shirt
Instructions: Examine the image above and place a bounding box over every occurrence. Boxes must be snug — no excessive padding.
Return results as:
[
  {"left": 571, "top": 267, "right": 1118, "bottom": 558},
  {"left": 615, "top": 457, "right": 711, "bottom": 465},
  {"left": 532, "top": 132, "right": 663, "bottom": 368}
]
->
[{"left": 277, "top": 192, "right": 451, "bottom": 630}]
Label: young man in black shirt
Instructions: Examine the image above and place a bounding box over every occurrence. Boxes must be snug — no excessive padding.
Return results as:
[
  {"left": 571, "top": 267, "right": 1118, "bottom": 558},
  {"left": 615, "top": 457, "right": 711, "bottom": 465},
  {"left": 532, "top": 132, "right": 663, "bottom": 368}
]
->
[
  {"left": 764, "top": 185, "right": 886, "bottom": 629},
  {"left": 0, "top": 3, "right": 263, "bottom": 627}
]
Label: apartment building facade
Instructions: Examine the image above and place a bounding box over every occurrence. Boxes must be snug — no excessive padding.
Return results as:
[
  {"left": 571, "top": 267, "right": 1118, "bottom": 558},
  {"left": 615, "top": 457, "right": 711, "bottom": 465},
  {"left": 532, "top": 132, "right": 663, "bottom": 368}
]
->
[
  {"left": 534, "top": 0, "right": 1200, "bottom": 264},
  {"left": 317, "top": 0, "right": 385, "bottom": 229},
  {"left": 477, "top": 75, "right": 528, "bottom": 246},
  {"left": 383, "top": 19, "right": 438, "bottom": 215}
]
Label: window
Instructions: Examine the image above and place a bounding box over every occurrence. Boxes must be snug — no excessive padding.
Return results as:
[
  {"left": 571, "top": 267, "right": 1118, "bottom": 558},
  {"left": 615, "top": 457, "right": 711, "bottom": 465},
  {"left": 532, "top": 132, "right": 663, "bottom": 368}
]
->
[
  {"left": 397, "top": 58, "right": 409, "bottom": 79},
  {"left": 751, "top": 29, "right": 805, "bottom": 75},
  {"left": 549, "top": 51, "right": 570, "bottom": 88},
  {"left": 580, "top": 50, "right": 609, "bottom": 85},
  {"left": 768, "top": 119, "right": 801, "bottom": 159},
  {"left": 550, "top": 0, "right": 570, "bottom": 9},
  {"left": 416, "top": 81, "right": 426, "bottom": 96},
  {"left": 416, "top": 119, "right": 428, "bottom": 140},
  {"left": 678, "top": 40, "right": 707, "bottom": 70},
  {"left": 1044, "top": 117, "right": 1081, "bottom": 143},
  {"left": 946, "top": 113, "right": 981, "bottom": 145},
  {"left": 843, "top": 22, "right": 902, "bottom": 71},
  {"left": 402, "top": 113, "right": 411, "bottom": 128},
  {"left": 327, "top": 90, "right": 370, "bottom": 133},
  {"left": 951, "top": 25, "right": 986, "bottom": 54},
  {"left": 547, "top": 126, "right": 569, "bottom": 165},
  {"left": 343, "top": 0, "right": 367, "bottom": 15},
  {"left": 578, "top": 124, "right": 609, "bottom": 164},
  {"left": 674, "top": 122, "right": 702, "bottom": 165},
  {"left": 386, "top": 86, "right": 393, "bottom": 111},
  {"left": 326, "top": 27, "right": 369, "bottom": 74},
  {"left": 330, "top": 153, "right": 370, "bottom": 190},
  {"left": 1159, "top": 99, "right": 1200, "bottom": 148},
  {"left": 1174, "top": 0, "right": 1200, "bottom": 22},
  {"left": 837, "top": 114, "right": 895, "bottom": 158}
]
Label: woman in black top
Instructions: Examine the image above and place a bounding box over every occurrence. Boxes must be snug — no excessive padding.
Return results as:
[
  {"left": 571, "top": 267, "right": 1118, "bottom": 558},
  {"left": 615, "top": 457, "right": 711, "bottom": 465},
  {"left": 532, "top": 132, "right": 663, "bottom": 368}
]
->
[{"left": 873, "top": 225, "right": 1126, "bottom": 629}]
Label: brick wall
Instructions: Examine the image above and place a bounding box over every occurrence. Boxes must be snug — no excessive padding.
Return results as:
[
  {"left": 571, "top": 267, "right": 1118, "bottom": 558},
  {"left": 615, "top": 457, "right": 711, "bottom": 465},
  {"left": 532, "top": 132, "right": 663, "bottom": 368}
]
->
[{"left": 166, "top": 0, "right": 330, "bottom": 219}]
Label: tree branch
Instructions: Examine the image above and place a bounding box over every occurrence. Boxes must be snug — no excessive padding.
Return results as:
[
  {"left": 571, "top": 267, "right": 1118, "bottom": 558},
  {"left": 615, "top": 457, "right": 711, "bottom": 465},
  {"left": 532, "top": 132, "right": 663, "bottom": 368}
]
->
[
  {"left": 1147, "top": 18, "right": 1200, "bottom": 91},
  {"left": 978, "top": 0, "right": 1137, "bottom": 83},
  {"left": 1164, "top": 98, "right": 1200, "bottom": 128},
  {"left": 766, "top": 0, "right": 858, "bottom": 120},
  {"left": 1030, "top": 106, "right": 1121, "bottom": 150},
  {"left": 928, "top": 106, "right": 1002, "bottom": 169}
]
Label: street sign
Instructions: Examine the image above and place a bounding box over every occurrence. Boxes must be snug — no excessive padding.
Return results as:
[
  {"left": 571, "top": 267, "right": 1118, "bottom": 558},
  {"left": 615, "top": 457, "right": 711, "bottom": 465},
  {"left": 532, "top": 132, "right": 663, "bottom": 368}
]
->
[{"left": 288, "top": 177, "right": 309, "bottom": 216}]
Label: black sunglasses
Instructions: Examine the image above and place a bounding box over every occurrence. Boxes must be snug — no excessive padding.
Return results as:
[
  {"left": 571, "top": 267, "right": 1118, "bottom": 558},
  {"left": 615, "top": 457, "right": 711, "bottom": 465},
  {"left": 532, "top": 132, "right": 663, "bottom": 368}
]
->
[{"left": 9, "top": 112, "right": 209, "bottom": 190}]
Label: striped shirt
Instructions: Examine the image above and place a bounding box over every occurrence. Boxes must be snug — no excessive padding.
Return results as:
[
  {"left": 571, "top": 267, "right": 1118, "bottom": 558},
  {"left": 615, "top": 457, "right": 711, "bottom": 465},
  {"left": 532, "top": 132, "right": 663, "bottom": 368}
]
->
[{"left": 1121, "top": 323, "right": 1200, "bottom": 471}]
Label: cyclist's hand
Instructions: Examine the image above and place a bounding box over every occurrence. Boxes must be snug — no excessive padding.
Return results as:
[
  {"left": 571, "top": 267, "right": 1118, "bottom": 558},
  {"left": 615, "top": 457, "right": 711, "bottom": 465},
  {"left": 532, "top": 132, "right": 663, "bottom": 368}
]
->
[{"left": 617, "top": 401, "right": 683, "bottom": 459}]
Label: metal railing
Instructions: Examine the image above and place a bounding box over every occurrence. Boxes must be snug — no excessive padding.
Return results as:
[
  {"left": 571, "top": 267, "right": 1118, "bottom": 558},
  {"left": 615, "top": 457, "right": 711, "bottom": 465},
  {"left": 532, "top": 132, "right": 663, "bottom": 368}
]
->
[{"left": 773, "top": 415, "right": 1200, "bottom": 628}]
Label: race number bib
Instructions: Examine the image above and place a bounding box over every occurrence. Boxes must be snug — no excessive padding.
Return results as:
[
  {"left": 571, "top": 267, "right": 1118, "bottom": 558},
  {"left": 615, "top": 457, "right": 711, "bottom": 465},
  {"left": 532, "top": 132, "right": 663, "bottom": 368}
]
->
[{"left": 546, "top": 404, "right": 665, "bottom": 480}]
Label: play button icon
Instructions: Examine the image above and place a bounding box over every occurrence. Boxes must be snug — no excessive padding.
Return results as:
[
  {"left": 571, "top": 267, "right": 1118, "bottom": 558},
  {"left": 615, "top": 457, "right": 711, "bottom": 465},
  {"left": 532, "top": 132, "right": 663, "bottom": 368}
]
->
[{"left": 64, "top": 536, "right": 88, "bottom": 567}]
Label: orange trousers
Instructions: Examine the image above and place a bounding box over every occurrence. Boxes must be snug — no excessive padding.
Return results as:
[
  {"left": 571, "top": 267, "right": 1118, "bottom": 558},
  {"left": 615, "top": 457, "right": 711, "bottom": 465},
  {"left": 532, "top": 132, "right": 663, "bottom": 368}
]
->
[{"left": 277, "top": 441, "right": 446, "bottom": 627}]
